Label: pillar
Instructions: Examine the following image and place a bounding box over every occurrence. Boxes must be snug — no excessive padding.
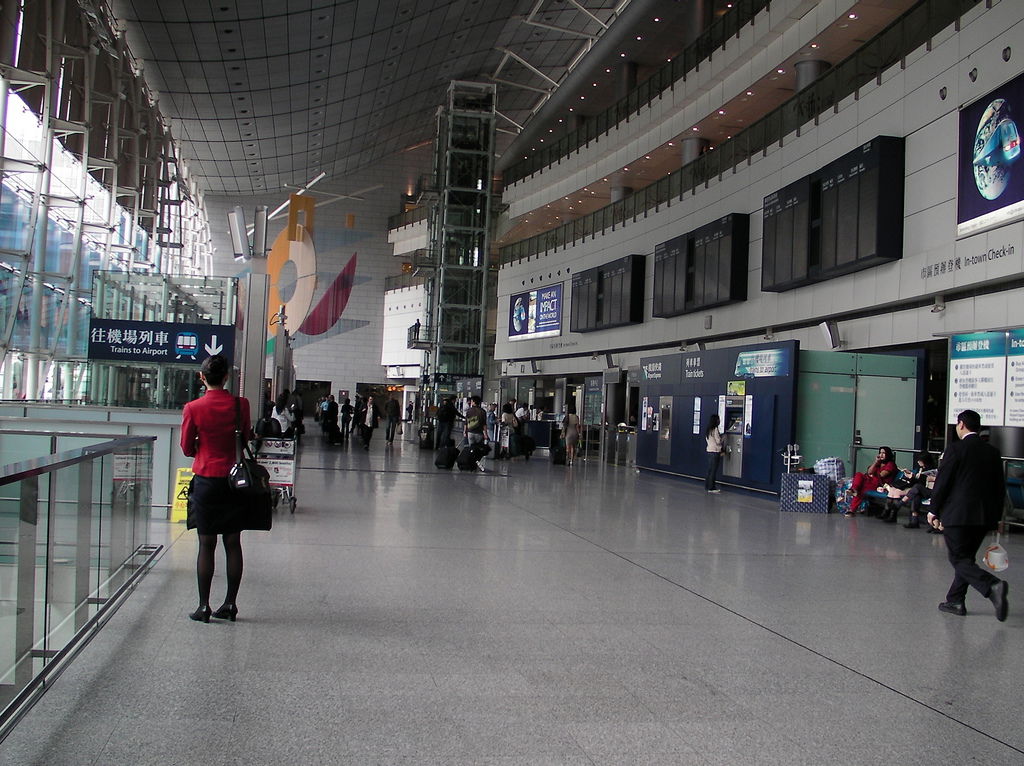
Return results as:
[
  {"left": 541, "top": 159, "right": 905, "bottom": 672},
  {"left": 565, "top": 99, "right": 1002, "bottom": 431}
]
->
[
  {"left": 681, "top": 137, "right": 710, "bottom": 165},
  {"left": 795, "top": 59, "right": 830, "bottom": 92}
]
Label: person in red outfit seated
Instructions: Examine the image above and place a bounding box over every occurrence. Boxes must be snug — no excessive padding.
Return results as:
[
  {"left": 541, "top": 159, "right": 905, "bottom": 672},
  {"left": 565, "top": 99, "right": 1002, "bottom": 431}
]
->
[
  {"left": 845, "top": 446, "right": 897, "bottom": 516},
  {"left": 180, "top": 355, "right": 253, "bottom": 623}
]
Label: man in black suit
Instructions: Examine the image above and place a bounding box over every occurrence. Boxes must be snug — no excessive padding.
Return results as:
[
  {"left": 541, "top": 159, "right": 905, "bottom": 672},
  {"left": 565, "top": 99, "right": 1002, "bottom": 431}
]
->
[{"left": 927, "top": 409, "right": 1008, "bottom": 621}]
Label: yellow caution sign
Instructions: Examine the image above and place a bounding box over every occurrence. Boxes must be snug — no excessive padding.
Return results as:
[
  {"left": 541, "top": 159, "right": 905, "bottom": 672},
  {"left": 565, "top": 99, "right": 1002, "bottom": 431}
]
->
[{"left": 171, "top": 467, "right": 194, "bottom": 523}]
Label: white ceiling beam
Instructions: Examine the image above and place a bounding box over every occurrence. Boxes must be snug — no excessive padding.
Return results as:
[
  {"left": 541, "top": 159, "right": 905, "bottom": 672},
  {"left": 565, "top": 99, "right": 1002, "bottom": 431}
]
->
[
  {"left": 568, "top": 0, "right": 610, "bottom": 30},
  {"left": 488, "top": 76, "right": 553, "bottom": 96},
  {"left": 496, "top": 47, "right": 559, "bottom": 88},
  {"left": 522, "top": 18, "right": 598, "bottom": 40}
]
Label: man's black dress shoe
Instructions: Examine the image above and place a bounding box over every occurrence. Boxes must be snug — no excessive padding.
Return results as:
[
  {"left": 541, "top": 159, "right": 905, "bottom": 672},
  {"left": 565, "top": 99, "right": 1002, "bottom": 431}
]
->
[
  {"left": 938, "top": 601, "right": 966, "bottom": 616},
  {"left": 988, "top": 580, "right": 1009, "bottom": 622}
]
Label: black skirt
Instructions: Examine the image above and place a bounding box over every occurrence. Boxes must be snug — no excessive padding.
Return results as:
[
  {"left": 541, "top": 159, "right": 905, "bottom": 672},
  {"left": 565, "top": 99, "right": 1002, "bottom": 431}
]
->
[{"left": 187, "top": 475, "right": 246, "bottom": 535}]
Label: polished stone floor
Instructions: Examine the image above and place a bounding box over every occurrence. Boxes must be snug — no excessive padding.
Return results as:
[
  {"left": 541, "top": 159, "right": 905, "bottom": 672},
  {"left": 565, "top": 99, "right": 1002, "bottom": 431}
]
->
[{"left": 2, "top": 428, "right": 1021, "bottom": 765}]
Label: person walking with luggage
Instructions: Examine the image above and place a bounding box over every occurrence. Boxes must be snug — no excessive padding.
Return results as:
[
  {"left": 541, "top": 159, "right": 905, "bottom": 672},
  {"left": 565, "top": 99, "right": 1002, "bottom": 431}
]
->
[
  {"left": 355, "top": 395, "right": 381, "bottom": 450},
  {"left": 321, "top": 394, "right": 339, "bottom": 440},
  {"left": 340, "top": 397, "right": 353, "bottom": 441},
  {"left": 705, "top": 413, "right": 725, "bottom": 493},
  {"left": 562, "top": 402, "right": 580, "bottom": 466},
  {"left": 272, "top": 391, "right": 294, "bottom": 437},
  {"left": 463, "top": 396, "right": 488, "bottom": 472},
  {"left": 435, "top": 396, "right": 459, "bottom": 449},
  {"left": 384, "top": 394, "right": 401, "bottom": 444},
  {"left": 928, "top": 409, "right": 1009, "bottom": 621},
  {"left": 179, "top": 354, "right": 250, "bottom": 623}
]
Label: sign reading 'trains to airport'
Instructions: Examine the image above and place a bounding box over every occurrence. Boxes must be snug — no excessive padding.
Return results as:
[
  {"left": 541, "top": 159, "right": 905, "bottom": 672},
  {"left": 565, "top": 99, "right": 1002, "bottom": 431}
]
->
[
  {"left": 1005, "top": 329, "right": 1024, "bottom": 426},
  {"left": 948, "top": 332, "right": 1006, "bottom": 426}
]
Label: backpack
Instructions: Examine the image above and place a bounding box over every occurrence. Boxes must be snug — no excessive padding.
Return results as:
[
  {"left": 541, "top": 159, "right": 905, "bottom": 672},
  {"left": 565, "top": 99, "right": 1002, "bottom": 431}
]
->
[{"left": 256, "top": 416, "right": 282, "bottom": 437}]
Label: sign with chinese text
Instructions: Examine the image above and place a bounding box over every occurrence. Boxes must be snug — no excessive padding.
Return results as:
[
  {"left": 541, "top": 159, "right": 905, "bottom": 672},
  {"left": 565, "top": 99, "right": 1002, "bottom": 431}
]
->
[
  {"left": 948, "top": 332, "right": 1006, "bottom": 425},
  {"left": 88, "top": 318, "right": 235, "bottom": 365},
  {"left": 733, "top": 348, "right": 790, "bottom": 378},
  {"left": 1004, "top": 329, "right": 1024, "bottom": 426}
]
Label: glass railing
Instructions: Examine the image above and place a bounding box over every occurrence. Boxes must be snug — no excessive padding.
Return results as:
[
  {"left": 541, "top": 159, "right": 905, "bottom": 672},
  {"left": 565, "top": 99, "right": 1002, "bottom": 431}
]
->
[
  {"left": 499, "top": 0, "right": 981, "bottom": 265},
  {"left": 384, "top": 273, "right": 427, "bottom": 292},
  {"left": 0, "top": 432, "right": 159, "bottom": 741},
  {"left": 502, "top": 0, "right": 771, "bottom": 186},
  {"left": 387, "top": 206, "right": 430, "bottom": 231}
]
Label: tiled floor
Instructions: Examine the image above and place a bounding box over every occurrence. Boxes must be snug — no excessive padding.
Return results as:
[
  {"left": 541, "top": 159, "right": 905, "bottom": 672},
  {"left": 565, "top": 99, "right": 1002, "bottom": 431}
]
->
[{"left": 2, "top": 428, "right": 1021, "bottom": 765}]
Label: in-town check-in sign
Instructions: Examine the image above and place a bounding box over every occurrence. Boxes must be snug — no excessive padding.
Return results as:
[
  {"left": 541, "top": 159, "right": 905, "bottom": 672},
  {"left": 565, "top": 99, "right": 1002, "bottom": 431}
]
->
[{"left": 88, "top": 318, "right": 235, "bottom": 365}]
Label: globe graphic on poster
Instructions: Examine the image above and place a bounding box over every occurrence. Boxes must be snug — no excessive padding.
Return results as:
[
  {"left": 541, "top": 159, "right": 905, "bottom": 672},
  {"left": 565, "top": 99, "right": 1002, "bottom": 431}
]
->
[
  {"left": 972, "top": 98, "right": 1021, "bottom": 200},
  {"left": 512, "top": 297, "right": 527, "bottom": 332}
]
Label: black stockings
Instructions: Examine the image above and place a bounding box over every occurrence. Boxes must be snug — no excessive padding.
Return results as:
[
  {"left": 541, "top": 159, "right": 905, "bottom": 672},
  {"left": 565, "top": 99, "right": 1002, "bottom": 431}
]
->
[{"left": 196, "top": 532, "right": 243, "bottom": 608}]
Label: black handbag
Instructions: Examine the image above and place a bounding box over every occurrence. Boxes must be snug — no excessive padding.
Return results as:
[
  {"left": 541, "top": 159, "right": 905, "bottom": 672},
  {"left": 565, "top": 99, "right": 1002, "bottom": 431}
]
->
[{"left": 227, "top": 399, "right": 274, "bottom": 531}]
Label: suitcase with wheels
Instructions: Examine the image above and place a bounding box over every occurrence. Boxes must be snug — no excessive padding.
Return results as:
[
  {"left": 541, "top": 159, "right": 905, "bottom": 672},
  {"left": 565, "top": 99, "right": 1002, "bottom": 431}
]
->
[
  {"left": 435, "top": 446, "right": 459, "bottom": 469},
  {"left": 508, "top": 432, "right": 522, "bottom": 458},
  {"left": 457, "top": 446, "right": 479, "bottom": 471},
  {"left": 327, "top": 424, "right": 343, "bottom": 445},
  {"left": 520, "top": 435, "right": 536, "bottom": 460},
  {"left": 551, "top": 441, "right": 567, "bottom": 465}
]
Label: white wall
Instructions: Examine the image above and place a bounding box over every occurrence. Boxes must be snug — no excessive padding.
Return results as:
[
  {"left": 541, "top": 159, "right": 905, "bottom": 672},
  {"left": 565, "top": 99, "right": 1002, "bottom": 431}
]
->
[
  {"left": 495, "top": 0, "right": 1024, "bottom": 374},
  {"left": 381, "top": 284, "right": 426, "bottom": 369},
  {"left": 204, "top": 148, "right": 431, "bottom": 394}
]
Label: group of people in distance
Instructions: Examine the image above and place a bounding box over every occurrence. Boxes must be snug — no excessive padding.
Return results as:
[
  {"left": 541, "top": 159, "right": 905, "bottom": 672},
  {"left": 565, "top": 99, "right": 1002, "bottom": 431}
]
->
[{"left": 845, "top": 446, "right": 938, "bottom": 528}]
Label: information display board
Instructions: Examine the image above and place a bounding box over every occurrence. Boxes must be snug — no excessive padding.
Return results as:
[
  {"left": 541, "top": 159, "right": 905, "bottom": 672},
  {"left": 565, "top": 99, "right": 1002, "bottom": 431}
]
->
[
  {"left": 1007, "top": 329, "right": 1024, "bottom": 426},
  {"left": 653, "top": 214, "right": 749, "bottom": 317},
  {"left": 948, "top": 332, "right": 1007, "bottom": 425},
  {"left": 762, "top": 136, "right": 904, "bottom": 292},
  {"left": 583, "top": 375, "right": 603, "bottom": 426},
  {"left": 570, "top": 254, "right": 645, "bottom": 333}
]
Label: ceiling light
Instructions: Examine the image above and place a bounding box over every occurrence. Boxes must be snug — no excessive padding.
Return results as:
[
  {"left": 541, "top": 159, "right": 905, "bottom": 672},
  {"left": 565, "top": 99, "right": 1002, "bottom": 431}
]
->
[
  {"left": 848, "top": 13, "right": 858, "bottom": 19},
  {"left": 691, "top": 127, "right": 699, "bottom": 132},
  {"left": 654, "top": 17, "right": 661, "bottom": 22},
  {"left": 746, "top": 90, "right": 754, "bottom": 96},
  {"left": 718, "top": 109, "right": 725, "bottom": 115},
  {"left": 605, "top": 68, "right": 611, "bottom": 73},
  {"left": 777, "top": 68, "right": 786, "bottom": 74},
  {"left": 635, "top": 36, "right": 642, "bottom": 41},
  {"left": 620, "top": 52, "right": 626, "bottom": 57},
  {"left": 668, "top": 141, "right": 674, "bottom": 146}
]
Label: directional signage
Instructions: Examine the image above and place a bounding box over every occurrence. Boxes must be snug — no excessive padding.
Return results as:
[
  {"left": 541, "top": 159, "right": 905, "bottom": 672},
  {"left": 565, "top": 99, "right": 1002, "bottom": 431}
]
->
[{"left": 88, "top": 318, "right": 235, "bottom": 365}]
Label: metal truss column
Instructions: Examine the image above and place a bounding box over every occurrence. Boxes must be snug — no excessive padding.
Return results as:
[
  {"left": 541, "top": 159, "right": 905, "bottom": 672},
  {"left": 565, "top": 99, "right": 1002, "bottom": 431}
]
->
[{"left": 423, "top": 81, "right": 496, "bottom": 404}]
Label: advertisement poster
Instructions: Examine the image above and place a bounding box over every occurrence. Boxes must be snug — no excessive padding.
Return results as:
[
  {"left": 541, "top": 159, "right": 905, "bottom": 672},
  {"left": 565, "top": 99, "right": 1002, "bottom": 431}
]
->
[
  {"left": 692, "top": 397, "right": 701, "bottom": 435},
  {"left": 508, "top": 283, "right": 562, "bottom": 341},
  {"left": 1005, "top": 329, "right": 1024, "bottom": 426},
  {"left": 948, "top": 332, "right": 1006, "bottom": 425},
  {"left": 641, "top": 396, "right": 650, "bottom": 431},
  {"left": 957, "top": 71, "right": 1024, "bottom": 237},
  {"left": 744, "top": 395, "right": 753, "bottom": 438}
]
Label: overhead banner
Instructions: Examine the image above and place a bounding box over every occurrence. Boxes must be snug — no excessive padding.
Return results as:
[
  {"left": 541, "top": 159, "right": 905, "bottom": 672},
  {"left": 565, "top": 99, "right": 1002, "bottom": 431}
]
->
[
  {"left": 957, "top": 71, "right": 1024, "bottom": 237},
  {"left": 508, "top": 283, "right": 562, "bottom": 341},
  {"left": 88, "top": 318, "right": 235, "bottom": 365}
]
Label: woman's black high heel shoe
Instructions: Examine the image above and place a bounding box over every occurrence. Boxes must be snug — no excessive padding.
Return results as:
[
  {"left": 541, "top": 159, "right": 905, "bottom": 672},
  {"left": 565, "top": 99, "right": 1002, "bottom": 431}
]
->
[
  {"left": 189, "top": 605, "right": 212, "bottom": 623},
  {"left": 212, "top": 604, "right": 238, "bottom": 622}
]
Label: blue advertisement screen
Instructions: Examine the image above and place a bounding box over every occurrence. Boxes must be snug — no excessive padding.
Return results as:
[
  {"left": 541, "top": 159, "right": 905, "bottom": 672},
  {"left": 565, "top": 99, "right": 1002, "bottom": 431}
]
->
[
  {"left": 957, "top": 71, "right": 1024, "bottom": 236},
  {"left": 508, "top": 283, "right": 562, "bottom": 341}
]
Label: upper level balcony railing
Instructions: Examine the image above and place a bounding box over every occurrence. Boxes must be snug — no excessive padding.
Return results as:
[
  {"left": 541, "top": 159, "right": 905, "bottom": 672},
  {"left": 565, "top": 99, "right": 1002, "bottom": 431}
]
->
[
  {"left": 499, "top": 0, "right": 982, "bottom": 265},
  {"left": 502, "top": 0, "right": 771, "bottom": 187},
  {"left": 0, "top": 432, "right": 159, "bottom": 742},
  {"left": 385, "top": 273, "right": 427, "bottom": 292},
  {"left": 387, "top": 205, "right": 429, "bottom": 231}
]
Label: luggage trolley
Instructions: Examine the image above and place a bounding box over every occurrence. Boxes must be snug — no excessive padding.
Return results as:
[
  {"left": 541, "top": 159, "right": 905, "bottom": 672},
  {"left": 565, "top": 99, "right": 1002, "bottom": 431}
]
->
[{"left": 255, "top": 437, "right": 297, "bottom": 513}]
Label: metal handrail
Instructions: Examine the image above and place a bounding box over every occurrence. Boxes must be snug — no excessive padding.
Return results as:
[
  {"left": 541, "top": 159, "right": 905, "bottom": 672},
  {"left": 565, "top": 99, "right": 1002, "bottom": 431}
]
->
[
  {"left": 0, "top": 543, "right": 163, "bottom": 744},
  {"left": 387, "top": 205, "right": 429, "bottom": 231},
  {"left": 502, "top": 0, "right": 771, "bottom": 185},
  {"left": 0, "top": 435, "right": 155, "bottom": 486},
  {"left": 499, "top": 0, "right": 983, "bottom": 265}
]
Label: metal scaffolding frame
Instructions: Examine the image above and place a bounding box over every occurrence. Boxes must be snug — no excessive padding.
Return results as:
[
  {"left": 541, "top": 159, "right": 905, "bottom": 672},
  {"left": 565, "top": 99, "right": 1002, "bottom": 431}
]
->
[
  {"left": 421, "top": 81, "right": 496, "bottom": 404},
  {"left": 0, "top": 0, "right": 211, "bottom": 401}
]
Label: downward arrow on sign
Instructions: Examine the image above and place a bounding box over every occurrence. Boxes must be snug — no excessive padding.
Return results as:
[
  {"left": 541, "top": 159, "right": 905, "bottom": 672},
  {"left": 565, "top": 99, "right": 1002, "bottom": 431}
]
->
[{"left": 204, "top": 335, "right": 223, "bottom": 356}]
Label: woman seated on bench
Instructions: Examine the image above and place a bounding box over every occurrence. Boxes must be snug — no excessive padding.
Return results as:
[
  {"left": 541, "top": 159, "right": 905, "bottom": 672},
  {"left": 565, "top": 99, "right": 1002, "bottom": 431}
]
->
[
  {"left": 879, "top": 451, "right": 937, "bottom": 526},
  {"left": 845, "top": 446, "right": 898, "bottom": 516}
]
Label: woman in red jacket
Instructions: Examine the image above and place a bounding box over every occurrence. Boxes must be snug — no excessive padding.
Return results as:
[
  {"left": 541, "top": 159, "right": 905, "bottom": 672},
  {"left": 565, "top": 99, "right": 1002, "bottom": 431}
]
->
[{"left": 180, "top": 355, "right": 252, "bottom": 623}]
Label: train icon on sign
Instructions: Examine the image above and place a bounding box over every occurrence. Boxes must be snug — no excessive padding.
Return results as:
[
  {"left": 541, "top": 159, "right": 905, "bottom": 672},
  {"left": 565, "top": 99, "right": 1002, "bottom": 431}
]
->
[{"left": 175, "top": 332, "right": 200, "bottom": 359}]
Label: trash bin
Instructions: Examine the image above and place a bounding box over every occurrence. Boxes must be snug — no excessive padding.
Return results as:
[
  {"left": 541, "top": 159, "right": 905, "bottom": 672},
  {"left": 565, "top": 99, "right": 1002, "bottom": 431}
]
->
[{"left": 418, "top": 423, "right": 434, "bottom": 450}]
